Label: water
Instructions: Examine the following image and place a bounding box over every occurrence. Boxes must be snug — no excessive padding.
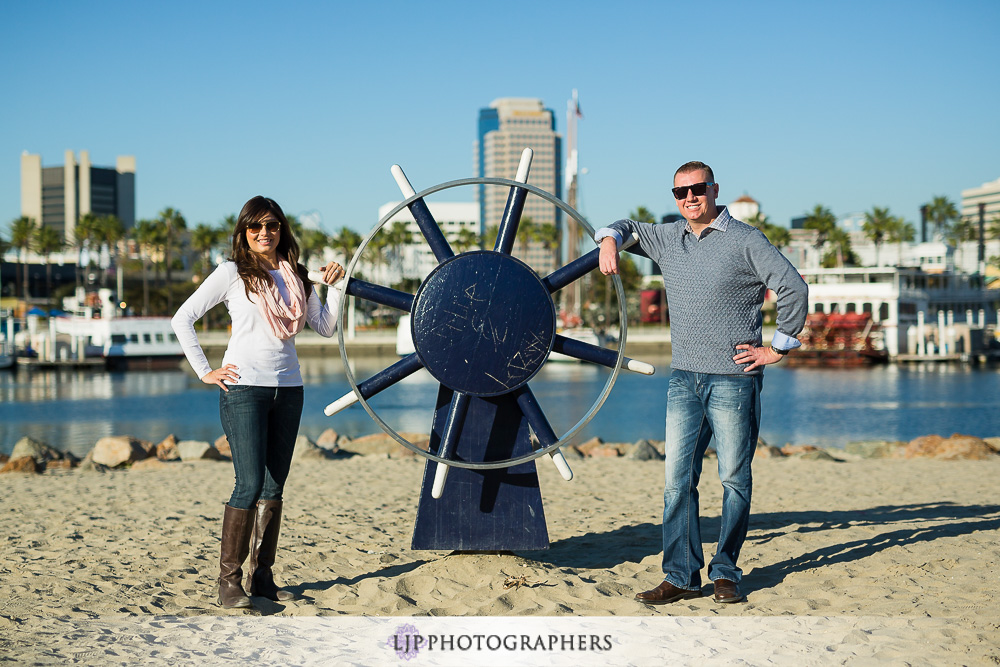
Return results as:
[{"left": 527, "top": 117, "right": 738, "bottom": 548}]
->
[{"left": 2, "top": 357, "right": 1000, "bottom": 458}]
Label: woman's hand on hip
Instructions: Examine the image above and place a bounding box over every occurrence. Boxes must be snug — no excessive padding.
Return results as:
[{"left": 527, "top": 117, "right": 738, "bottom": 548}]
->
[{"left": 202, "top": 364, "right": 240, "bottom": 391}]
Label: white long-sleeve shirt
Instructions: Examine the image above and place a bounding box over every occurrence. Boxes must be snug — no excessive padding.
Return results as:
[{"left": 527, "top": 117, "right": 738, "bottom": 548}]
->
[{"left": 171, "top": 261, "right": 341, "bottom": 387}]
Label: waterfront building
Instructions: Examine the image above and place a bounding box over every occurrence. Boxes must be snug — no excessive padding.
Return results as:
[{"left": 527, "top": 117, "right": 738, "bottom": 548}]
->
[
  {"left": 727, "top": 195, "right": 759, "bottom": 222},
  {"left": 375, "top": 201, "right": 480, "bottom": 284},
  {"left": 802, "top": 266, "right": 998, "bottom": 358},
  {"left": 474, "top": 98, "right": 562, "bottom": 274},
  {"left": 961, "top": 177, "right": 1000, "bottom": 225},
  {"left": 21, "top": 150, "right": 136, "bottom": 244}
]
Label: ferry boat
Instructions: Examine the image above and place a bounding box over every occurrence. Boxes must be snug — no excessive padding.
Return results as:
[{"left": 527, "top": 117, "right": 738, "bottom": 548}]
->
[
  {"left": 54, "top": 315, "right": 184, "bottom": 369},
  {"left": 800, "top": 266, "right": 999, "bottom": 361},
  {"left": 786, "top": 312, "right": 888, "bottom": 366}
]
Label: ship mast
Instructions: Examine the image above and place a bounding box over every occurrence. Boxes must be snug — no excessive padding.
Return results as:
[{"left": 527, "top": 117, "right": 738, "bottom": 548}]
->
[{"left": 563, "top": 89, "right": 582, "bottom": 325}]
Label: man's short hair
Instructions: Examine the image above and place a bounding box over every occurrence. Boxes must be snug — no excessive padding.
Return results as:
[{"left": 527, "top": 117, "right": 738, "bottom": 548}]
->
[{"left": 675, "top": 161, "right": 715, "bottom": 182}]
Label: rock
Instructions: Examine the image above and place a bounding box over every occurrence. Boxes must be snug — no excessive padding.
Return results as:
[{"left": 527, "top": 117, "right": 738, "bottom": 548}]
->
[
  {"left": 92, "top": 436, "right": 153, "bottom": 467},
  {"left": 575, "top": 437, "right": 605, "bottom": 457},
  {"left": 292, "top": 435, "right": 342, "bottom": 461},
  {"left": 588, "top": 443, "right": 623, "bottom": 458},
  {"left": 983, "top": 437, "right": 1000, "bottom": 453},
  {"left": 339, "top": 432, "right": 429, "bottom": 458},
  {"left": 756, "top": 436, "right": 770, "bottom": 448},
  {"left": 316, "top": 428, "right": 340, "bottom": 449},
  {"left": 78, "top": 451, "right": 109, "bottom": 474},
  {"left": 781, "top": 445, "right": 819, "bottom": 456},
  {"left": 704, "top": 448, "right": 717, "bottom": 458},
  {"left": 1, "top": 456, "right": 39, "bottom": 474},
  {"left": 176, "top": 440, "right": 226, "bottom": 461},
  {"left": 902, "top": 434, "right": 996, "bottom": 460},
  {"left": 0, "top": 453, "right": 7, "bottom": 464},
  {"left": 12, "top": 436, "right": 76, "bottom": 465},
  {"left": 845, "top": 440, "right": 906, "bottom": 459},
  {"left": 797, "top": 449, "right": 842, "bottom": 462},
  {"left": 755, "top": 445, "right": 786, "bottom": 458},
  {"left": 156, "top": 434, "right": 180, "bottom": 461},
  {"left": 44, "top": 459, "right": 76, "bottom": 471},
  {"left": 625, "top": 439, "right": 664, "bottom": 461},
  {"left": 131, "top": 458, "right": 174, "bottom": 471},
  {"left": 214, "top": 435, "right": 231, "bottom": 458}
]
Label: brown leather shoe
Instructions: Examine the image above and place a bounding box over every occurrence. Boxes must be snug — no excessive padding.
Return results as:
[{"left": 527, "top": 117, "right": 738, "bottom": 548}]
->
[
  {"left": 713, "top": 579, "right": 745, "bottom": 603},
  {"left": 635, "top": 580, "right": 702, "bottom": 605}
]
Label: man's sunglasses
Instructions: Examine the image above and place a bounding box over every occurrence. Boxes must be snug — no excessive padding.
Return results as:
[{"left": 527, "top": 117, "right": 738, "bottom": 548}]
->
[
  {"left": 671, "top": 182, "right": 716, "bottom": 200},
  {"left": 247, "top": 221, "right": 281, "bottom": 233}
]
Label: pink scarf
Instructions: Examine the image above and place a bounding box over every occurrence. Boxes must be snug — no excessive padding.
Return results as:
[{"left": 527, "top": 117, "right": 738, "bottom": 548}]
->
[{"left": 255, "top": 259, "right": 307, "bottom": 339}]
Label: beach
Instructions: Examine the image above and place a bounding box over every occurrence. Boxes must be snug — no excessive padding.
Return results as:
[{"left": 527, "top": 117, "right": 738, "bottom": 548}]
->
[{"left": 2, "top": 449, "right": 999, "bottom": 664}]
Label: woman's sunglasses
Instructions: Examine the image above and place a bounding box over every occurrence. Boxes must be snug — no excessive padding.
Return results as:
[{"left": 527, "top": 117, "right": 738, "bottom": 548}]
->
[
  {"left": 247, "top": 221, "right": 281, "bottom": 233},
  {"left": 671, "top": 182, "right": 715, "bottom": 200}
]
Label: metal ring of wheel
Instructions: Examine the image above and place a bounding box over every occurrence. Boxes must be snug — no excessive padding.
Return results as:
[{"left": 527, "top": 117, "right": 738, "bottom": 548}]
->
[{"left": 335, "top": 176, "right": 629, "bottom": 470}]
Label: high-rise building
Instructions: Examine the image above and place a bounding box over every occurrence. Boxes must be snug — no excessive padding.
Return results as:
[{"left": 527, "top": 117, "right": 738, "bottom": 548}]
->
[
  {"left": 474, "top": 98, "right": 562, "bottom": 273},
  {"left": 21, "top": 150, "right": 136, "bottom": 243}
]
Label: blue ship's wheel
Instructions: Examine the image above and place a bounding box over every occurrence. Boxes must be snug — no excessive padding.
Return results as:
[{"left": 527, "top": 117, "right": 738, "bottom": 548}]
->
[{"left": 324, "top": 150, "right": 652, "bottom": 494}]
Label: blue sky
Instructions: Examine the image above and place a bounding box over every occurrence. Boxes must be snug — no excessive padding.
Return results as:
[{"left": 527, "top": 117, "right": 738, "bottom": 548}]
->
[{"left": 2, "top": 0, "right": 998, "bottom": 238}]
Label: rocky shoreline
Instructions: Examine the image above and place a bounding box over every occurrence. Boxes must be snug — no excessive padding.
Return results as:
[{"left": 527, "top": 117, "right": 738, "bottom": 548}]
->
[{"left": 3, "top": 429, "right": 998, "bottom": 474}]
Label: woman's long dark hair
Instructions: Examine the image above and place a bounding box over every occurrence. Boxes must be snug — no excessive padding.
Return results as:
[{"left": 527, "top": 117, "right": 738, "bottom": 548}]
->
[{"left": 230, "top": 196, "right": 312, "bottom": 300}]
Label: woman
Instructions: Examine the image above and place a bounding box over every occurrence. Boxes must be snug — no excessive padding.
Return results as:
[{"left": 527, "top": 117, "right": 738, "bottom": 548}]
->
[{"left": 171, "top": 195, "right": 345, "bottom": 609}]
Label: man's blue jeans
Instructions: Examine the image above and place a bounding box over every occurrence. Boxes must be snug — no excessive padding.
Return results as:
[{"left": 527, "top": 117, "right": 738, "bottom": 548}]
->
[
  {"left": 661, "top": 369, "right": 762, "bottom": 590},
  {"left": 219, "top": 385, "right": 304, "bottom": 510}
]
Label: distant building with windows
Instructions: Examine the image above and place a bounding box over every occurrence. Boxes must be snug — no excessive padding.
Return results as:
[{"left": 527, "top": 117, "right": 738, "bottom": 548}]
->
[
  {"left": 961, "top": 177, "right": 1000, "bottom": 224},
  {"left": 474, "top": 98, "right": 562, "bottom": 274},
  {"left": 376, "top": 201, "right": 480, "bottom": 284},
  {"left": 21, "top": 150, "right": 136, "bottom": 243}
]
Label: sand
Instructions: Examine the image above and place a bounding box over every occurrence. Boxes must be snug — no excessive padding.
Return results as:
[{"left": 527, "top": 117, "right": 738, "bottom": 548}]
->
[{"left": 1, "top": 453, "right": 998, "bottom": 665}]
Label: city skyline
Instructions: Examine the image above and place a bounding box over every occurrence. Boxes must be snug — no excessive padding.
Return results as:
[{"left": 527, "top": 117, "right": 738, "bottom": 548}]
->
[{"left": 2, "top": 1, "right": 998, "bottom": 239}]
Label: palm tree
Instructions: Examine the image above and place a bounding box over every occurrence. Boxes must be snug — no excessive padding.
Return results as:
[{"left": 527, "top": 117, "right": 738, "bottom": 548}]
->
[
  {"left": 34, "top": 225, "right": 64, "bottom": 301},
  {"left": 862, "top": 206, "right": 895, "bottom": 266},
  {"left": 331, "top": 226, "right": 362, "bottom": 266},
  {"left": 988, "top": 213, "right": 1000, "bottom": 241},
  {"left": 822, "top": 228, "right": 858, "bottom": 268},
  {"left": 747, "top": 212, "right": 791, "bottom": 249},
  {"left": 925, "top": 196, "right": 958, "bottom": 241},
  {"left": 155, "top": 207, "right": 187, "bottom": 310},
  {"left": 630, "top": 206, "right": 656, "bottom": 225},
  {"left": 132, "top": 218, "right": 161, "bottom": 316},
  {"left": 888, "top": 217, "right": 915, "bottom": 265},
  {"left": 803, "top": 205, "right": 837, "bottom": 262},
  {"left": 97, "top": 215, "right": 124, "bottom": 288},
  {"left": 10, "top": 216, "right": 37, "bottom": 299},
  {"left": 299, "top": 228, "right": 329, "bottom": 269},
  {"left": 73, "top": 213, "right": 101, "bottom": 288},
  {"left": 453, "top": 228, "right": 480, "bottom": 254},
  {"left": 190, "top": 223, "right": 223, "bottom": 278},
  {"left": 530, "top": 222, "right": 560, "bottom": 274},
  {"left": 385, "top": 221, "right": 412, "bottom": 282}
]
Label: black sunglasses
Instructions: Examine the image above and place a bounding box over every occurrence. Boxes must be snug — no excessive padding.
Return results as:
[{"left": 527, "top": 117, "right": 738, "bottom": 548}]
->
[
  {"left": 672, "top": 182, "right": 716, "bottom": 200},
  {"left": 247, "top": 220, "right": 281, "bottom": 233}
]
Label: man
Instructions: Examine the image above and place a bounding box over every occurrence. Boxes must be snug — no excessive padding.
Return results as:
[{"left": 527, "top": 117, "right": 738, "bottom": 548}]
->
[{"left": 596, "top": 161, "right": 808, "bottom": 604}]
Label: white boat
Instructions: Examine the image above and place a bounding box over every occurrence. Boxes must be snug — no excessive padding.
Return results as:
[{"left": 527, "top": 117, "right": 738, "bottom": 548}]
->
[{"left": 54, "top": 316, "right": 184, "bottom": 369}]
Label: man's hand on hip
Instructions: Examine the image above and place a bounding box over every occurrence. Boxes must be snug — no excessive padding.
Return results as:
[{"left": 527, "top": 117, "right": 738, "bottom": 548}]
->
[{"left": 733, "top": 344, "right": 784, "bottom": 372}]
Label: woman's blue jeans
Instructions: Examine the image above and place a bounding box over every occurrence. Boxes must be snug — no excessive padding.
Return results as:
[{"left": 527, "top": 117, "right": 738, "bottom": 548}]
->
[
  {"left": 661, "top": 369, "right": 762, "bottom": 590},
  {"left": 219, "top": 385, "right": 303, "bottom": 510}
]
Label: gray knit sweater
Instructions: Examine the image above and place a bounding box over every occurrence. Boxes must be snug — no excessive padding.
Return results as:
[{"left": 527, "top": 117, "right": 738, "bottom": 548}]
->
[{"left": 602, "top": 208, "right": 808, "bottom": 375}]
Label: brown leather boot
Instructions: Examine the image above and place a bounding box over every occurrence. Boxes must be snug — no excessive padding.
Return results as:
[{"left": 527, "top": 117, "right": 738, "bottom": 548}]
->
[
  {"left": 217, "top": 504, "right": 254, "bottom": 609},
  {"left": 246, "top": 499, "right": 296, "bottom": 601}
]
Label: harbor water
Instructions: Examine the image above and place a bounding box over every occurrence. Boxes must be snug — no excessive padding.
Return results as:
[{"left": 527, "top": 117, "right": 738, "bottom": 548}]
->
[{"left": 2, "top": 356, "right": 1000, "bottom": 459}]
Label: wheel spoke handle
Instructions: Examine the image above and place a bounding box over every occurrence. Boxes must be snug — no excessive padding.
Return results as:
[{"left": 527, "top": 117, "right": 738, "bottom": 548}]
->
[
  {"left": 493, "top": 148, "right": 533, "bottom": 255},
  {"left": 514, "top": 386, "right": 573, "bottom": 481},
  {"left": 552, "top": 335, "right": 655, "bottom": 375},
  {"left": 431, "top": 392, "right": 471, "bottom": 499},
  {"left": 324, "top": 354, "right": 424, "bottom": 416},
  {"left": 345, "top": 278, "right": 414, "bottom": 312},
  {"left": 391, "top": 165, "right": 456, "bottom": 263}
]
